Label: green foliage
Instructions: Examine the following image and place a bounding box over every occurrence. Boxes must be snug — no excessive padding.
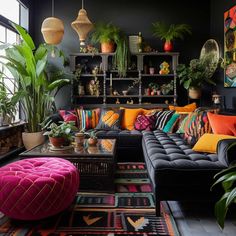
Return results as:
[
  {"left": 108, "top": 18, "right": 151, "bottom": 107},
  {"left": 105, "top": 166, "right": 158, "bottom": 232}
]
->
[
  {"left": 0, "top": 23, "right": 70, "bottom": 132},
  {"left": 211, "top": 142, "right": 236, "bottom": 229},
  {"left": 161, "top": 81, "right": 174, "bottom": 95},
  {"left": 91, "top": 22, "right": 129, "bottom": 77},
  {"left": 43, "top": 121, "right": 77, "bottom": 141},
  {"left": 176, "top": 53, "right": 217, "bottom": 90},
  {"left": 152, "top": 21, "right": 192, "bottom": 42}
]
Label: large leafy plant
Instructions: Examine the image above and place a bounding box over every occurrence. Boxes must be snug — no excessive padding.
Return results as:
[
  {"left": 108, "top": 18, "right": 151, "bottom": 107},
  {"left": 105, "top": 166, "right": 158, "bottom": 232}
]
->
[
  {"left": 176, "top": 53, "right": 217, "bottom": 90},
  {"left": 91, "top": 22, "right": 129, "bottom": 77},
  {"left": 211, "top": 142, "right": 236, "bottom": 229},
  {"left": 0, "top": 23, "right": 70, "bottom": 132},
  {"left": 152, "top": 22, "right": 191, "bottom": 42}
]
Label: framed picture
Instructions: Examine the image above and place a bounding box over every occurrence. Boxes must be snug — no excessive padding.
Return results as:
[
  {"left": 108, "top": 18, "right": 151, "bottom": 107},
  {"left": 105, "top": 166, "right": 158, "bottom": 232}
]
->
[{"left": 224, "top": 5, "right": 236, "bottom": 87}]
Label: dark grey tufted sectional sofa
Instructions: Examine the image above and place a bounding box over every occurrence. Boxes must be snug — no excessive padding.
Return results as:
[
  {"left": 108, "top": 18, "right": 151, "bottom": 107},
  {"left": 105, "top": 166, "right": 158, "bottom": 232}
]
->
[{"left": 142, "top": 129, "right": 236, "bottom": 216}]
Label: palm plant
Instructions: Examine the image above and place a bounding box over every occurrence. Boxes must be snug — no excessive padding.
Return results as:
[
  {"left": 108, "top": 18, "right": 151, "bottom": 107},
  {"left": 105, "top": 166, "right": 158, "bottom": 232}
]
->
[
  {"left": 152, "top": 21, "right": 191, "bottom": 51},
  {"left": 211, "top": 142, "right": 236, "bottom": 229},
  {"left": 0, "top": 23, "right": 70, "bottom": 133}
]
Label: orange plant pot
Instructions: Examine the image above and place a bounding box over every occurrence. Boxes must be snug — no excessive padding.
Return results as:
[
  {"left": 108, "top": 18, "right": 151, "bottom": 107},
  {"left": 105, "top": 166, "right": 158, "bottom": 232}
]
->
[{"left": 101, "top": 41, "right": 115, "bottom": 53}]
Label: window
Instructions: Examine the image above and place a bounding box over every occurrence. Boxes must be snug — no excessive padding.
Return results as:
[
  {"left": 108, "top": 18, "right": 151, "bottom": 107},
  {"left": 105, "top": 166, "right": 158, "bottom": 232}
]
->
[{"left": 0, "top": 0, "right": 29, "bottom": 121}]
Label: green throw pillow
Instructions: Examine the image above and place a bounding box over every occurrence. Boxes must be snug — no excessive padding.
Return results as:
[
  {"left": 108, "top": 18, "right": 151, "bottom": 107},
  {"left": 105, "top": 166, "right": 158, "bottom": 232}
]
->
[{"left": 163, "top": 114, "right": 180, "bottom": 133}]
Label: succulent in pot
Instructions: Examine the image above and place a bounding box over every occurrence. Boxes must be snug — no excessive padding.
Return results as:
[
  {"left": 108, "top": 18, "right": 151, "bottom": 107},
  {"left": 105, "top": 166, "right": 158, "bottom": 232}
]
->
[
  {"left": 87, "top": 130, "right": 98, "bottom": 146},
  {"left": 43, "top": 121, "right": 78, "bottom": 147}
]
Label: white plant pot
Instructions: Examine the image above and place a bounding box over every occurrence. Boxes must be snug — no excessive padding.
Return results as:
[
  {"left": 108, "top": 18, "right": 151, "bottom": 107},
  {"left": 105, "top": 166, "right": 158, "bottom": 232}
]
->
[{"left": 22, "top": 131, "right": 45, "bottom": 150}]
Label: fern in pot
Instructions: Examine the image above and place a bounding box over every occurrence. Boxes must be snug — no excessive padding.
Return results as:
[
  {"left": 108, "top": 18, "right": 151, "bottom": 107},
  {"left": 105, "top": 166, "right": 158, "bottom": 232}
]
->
[{"left": 91, "top": 22, "right": 129, "bottom": 77}]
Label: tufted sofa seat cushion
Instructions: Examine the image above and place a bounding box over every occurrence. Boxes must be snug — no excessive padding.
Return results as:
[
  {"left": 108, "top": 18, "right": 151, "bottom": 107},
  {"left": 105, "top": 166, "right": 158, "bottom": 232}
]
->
[
  {"left": 142, "top": 130, "right": 227, "bottom": 189},
  {"left": 0, "top": 158, "right": 79, "bottom": 220}
]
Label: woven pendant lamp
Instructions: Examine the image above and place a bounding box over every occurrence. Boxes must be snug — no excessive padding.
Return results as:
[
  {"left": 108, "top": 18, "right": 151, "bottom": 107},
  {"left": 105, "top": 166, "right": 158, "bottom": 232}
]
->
[
  {"left": 41, "top": 0, "right": 64, "bottom": 45},
  {"left": 71, "top": 0, "right": 94, "bottom": 46}
]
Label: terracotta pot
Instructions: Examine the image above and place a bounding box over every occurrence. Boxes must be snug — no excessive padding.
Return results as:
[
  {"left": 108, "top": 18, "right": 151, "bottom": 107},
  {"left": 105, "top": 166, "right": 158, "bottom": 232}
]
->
[
  {"left": 88, "top": 137, "right": 98, "bottom": 146},
  {"left": 164, "top": 41, "right": 173, "bottom": 52},
  {"left": 188, "top": 87, "right": 202, "bottom": 99},
  {"left": 49, "top": 137, "right": 65, "bottom": 148},
  {"left": 22, "top": 131, "right": 45, "bottom": 150},
  {"left": 101, "top": 41, "right": 115, "bottom": 53}
]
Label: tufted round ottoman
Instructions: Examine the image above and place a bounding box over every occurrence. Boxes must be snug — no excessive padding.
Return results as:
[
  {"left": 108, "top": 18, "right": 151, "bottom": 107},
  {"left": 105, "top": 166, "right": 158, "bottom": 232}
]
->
[{"left": 0, "top": 157, "right": 79, "bottom": 220}]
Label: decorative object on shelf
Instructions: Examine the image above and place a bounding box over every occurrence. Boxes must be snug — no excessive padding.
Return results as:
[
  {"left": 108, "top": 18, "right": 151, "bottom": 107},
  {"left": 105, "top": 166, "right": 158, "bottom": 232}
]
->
[
  {"left": 0, "top": 23, "right": 70, "bottom": 149},
  {"left": 177, "top": 40, "right": 220, "bottom": 98},
  {"left": 152, "top": 21, "right": 191, "bottom": 52},
  {"left": 159, "top": 61, "right": 170, "bottom": 75},
  {"left": 224, "top": 6, "right": 236, "bottom": 87},
  {"left": 127, "top": 99, "right": 134, "bottom": 104},
  {"left": 148, "top": 83, "right": 160, "bottom": 96},
  {"left": 116, "top": 98, "right": 120, "bottom": 104},
  {"left": 161, "top": 81, "right": 174, "bottom": 95},
  {"left": 149, "top": 60, "right": 155, "bottom": 74},
  {"left": 87, "top": 131, "right": 98, "bottom": 146},
  {"left": 71, "top": 0, "right": 94, "bottom": 46},
  {"left": 41, "top": 0, "right": 64, "bottom": 45},
  {"left": 138, "top": 32, "right": 143, "bottom": 53},
  {"left": 113, "top": 90, "right": 119, "bottom": 96},
  {"left": 43, "top": 121, "right": 78, "bottom": 148},
  {"left": 129, "top": 35, "right": 139, "bottom": 53},
  {"left": 88, "top": 78, "right": 100, "bottom": 96},
  {"left": 91, "top": 22, "right": 129, "bottom": 77},
  {"left": 80, "top": 44, "right": 98, "bottom": 53},
  {"left": 212, "top": 93, "right": 225, "bottom": 109},
  {"left": 122, "top": 90, "right": 128, "bottom": 96}
]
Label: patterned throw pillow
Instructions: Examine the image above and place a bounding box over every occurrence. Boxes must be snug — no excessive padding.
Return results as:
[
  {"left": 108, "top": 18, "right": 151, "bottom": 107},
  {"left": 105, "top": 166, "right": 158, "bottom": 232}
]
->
[
  {"left": 76, "top": 108, "right": 100, "bottom": 130},
  {"left": 183, "top": 111, "right": 212, "bottom": 146},
  {"left": 134, "top": 114, "right": 156, "bottom": 131},
  {"left": 163, "top": 113, "right": 180, "bottom": 133},
  {"left": 59, "top": 110, "right": 77, "bottom": 125},
  {"left": 96, "top": 109, "right": 124, "bottom": 130},
  {"left": 155, "top": 111, "right": 175, "bottom": 130}
]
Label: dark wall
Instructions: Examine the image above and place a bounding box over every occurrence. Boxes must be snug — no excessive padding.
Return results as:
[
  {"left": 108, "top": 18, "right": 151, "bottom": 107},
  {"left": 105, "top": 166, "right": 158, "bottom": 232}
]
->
[
  {"left": 210, "top": 0, "right": 236, "bottom": 109},
  {"left": 30, "top": 0, "right": 211, "bottom": 108}
]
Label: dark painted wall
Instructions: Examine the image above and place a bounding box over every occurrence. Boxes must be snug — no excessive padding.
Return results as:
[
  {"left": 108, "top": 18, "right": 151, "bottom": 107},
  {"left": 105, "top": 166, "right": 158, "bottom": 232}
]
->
[
  {"left": 210, "top": 0, "right": 236, "bottom": 109},
  {"left": 29, "top": 0, "right": 211, "bottom": 108}
]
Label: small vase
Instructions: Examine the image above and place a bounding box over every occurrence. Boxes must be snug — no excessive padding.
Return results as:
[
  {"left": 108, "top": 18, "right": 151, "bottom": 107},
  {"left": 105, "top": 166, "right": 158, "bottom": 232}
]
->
[
  {"left": 149, "top": 67, "right": 155, "bottom": 75},
  {"left": 164, "top": 41, "right": 173, "bottom": 52},
  {"left": 75, "top": 132, "right": 85, "bottom": 147}
]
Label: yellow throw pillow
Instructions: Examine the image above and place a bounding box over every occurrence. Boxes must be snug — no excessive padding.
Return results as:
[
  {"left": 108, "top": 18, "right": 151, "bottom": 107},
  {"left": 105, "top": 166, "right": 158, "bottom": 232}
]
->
[
  {"left": 169, "top": 102, "right": 197, "bottom": 112},
  {"left": 120, "top": 108, "right": 143, "bottom": 130},
  {"left": 192, "top": 133, "right": 236, "bottom": 153}
]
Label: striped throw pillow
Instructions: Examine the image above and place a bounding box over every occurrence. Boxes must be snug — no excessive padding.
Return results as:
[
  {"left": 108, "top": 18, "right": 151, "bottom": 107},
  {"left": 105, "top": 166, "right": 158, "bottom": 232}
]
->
[
  {"left": 155, "top": 111, "right": 175, "bottom": 130},
  {"left": 76, "top": 108, "right": 100, "bottom": 130}
]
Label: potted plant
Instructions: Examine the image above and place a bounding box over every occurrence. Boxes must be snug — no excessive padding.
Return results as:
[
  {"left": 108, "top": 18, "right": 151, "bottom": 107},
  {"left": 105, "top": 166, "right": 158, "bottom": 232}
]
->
[
  {"left": 0, "top": 23, "right": 70, "bottom": 149},
  {"left": 152, "top": 21, "right": 192, "bottom": 52},
  {"left": 176, "top": 53, "right": 217, "bottom": 99},
  {"left": 87, "top": 130, "right": 98, "bottom": 146},
  {"left": 91, "top": 22, "right": 129, "bottom": 77},
  {"left": 161, "top": 81, "right": 174, "bottom": 95},
  {"left": 43, "top": 121, "right": 78, "bottom": 147},
  {"left": 211, "top": 142, "right": 236, "bottom": 229},
  {"left": 0, "top": 83, "right": 17, "bottom": 126}
]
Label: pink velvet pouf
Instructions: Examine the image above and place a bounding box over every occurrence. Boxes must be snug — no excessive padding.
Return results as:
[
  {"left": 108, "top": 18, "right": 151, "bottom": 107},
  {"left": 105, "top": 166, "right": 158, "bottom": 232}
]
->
[{"left": 0, "top": 157, "right": 79, "bottom": 220}]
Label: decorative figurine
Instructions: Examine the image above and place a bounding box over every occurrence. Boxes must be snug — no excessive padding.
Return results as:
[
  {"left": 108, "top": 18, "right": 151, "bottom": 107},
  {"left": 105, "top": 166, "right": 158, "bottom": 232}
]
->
[
  {"left": 116, "top": 98, "right": 120, "bottom": 104},
  {"left": 88, "top": 78, "right": 100, "bottom": 96},
  {"left": 159, "top": 61, "right": 170, "bottom": 75}
]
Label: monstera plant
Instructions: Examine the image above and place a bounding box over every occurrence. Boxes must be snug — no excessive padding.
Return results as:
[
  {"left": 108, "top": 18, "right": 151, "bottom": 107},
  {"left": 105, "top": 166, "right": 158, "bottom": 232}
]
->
[{"left": 0, "top": 23, "right": 70, "bottom": 149}]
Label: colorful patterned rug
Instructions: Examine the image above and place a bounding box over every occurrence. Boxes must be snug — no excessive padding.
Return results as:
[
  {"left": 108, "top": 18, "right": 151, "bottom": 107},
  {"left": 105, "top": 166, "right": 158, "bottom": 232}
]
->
[{"left": 0, "top": 162, "right": 179, "bottom": 236}]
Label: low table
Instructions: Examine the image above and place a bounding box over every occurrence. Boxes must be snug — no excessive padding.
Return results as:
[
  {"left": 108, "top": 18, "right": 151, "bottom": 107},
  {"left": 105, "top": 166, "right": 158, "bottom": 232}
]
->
[{"left": 20, "top": 139, "right": 117, "bottom": 193}]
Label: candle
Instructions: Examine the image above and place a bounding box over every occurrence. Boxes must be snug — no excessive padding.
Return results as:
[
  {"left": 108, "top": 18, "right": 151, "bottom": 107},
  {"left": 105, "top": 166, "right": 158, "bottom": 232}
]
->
[{"left": 110, "top": 73, "right": 112, "bottom": 87}]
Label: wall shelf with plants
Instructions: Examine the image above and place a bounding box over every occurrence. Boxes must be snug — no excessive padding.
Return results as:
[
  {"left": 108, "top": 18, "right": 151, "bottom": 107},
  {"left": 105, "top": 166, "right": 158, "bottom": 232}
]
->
[{"left": 70, "top": 52, "right": 179, "bottom": 107}]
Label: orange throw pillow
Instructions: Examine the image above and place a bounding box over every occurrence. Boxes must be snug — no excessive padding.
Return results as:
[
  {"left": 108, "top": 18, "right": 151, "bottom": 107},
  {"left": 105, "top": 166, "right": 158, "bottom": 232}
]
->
[
  {"left": 121, "top": 108, "right": 143, "bottom": 130},
  {"left": 207, "top": 112, "right": 236, "bottom": 136},
  {"left": 169, "top": 103, "right": 197, "bottom": 112}
]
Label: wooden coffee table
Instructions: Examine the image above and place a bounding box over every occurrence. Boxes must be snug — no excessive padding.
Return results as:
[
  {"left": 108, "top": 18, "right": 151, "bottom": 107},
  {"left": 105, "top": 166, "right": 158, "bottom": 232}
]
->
[{"left": 20, "top": 139, "right": 117, "bottom": 193}]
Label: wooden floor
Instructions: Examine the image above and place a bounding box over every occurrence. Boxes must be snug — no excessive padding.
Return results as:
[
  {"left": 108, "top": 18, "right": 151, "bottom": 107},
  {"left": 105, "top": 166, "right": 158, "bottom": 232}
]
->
[{"left": 168, "top": 201, "right": 236, "bottom": 236}]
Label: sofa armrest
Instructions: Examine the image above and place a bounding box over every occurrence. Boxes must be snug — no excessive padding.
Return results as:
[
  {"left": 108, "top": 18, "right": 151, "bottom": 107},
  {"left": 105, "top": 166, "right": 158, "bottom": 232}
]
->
[{"left": 217, "top": 139, "right": 236, "bottom": 166}]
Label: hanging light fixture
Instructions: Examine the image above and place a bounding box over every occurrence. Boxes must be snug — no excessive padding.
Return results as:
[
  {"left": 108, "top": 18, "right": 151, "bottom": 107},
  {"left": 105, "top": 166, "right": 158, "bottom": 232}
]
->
[
  {"left": 71, "top": 0, "right": 94, "bottom": 46},
  {"left": 41, "top": 0, "right": 64, "bottom": 45}
]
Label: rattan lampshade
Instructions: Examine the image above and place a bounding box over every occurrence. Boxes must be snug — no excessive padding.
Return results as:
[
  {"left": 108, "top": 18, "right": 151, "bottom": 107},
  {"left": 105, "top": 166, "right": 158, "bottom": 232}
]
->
[
  {"left": 41, "top": 17, "right": 64, "bottom": 45},
  {"left": 71, "top": 8, "right": 93, "bottom": 45}
]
